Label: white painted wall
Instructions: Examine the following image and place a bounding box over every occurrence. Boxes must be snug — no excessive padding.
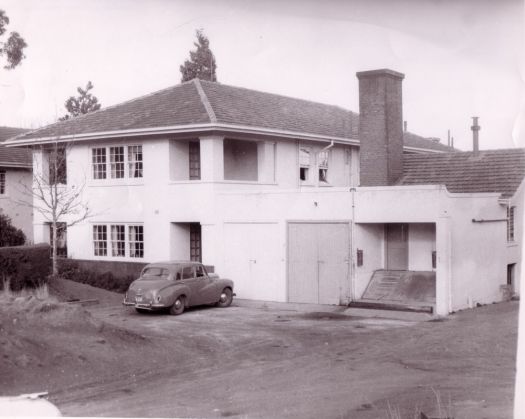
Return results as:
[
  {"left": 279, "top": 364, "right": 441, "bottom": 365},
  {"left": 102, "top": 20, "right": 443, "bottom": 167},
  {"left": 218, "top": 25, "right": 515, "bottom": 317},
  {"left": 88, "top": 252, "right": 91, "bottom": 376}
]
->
[
  {"left": 508, "top": 179, "right": 524, "bottom": 294},
  {"left": 353, "top": 223, "right": 384, "bottom": 298},
  {"left": 408, "top": 223, "right": 436, "bottom": 271},
  {"left": 0, "top": 167, "right": 33, "bottom": 242}
]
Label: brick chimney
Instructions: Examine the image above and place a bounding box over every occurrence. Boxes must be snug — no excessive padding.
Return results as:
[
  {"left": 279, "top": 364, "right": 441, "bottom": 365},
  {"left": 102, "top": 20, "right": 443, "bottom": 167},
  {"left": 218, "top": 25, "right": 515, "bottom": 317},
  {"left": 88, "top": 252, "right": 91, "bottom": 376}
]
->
[{"left": 356, "top": 69, "right": 405, "bottom": 186}]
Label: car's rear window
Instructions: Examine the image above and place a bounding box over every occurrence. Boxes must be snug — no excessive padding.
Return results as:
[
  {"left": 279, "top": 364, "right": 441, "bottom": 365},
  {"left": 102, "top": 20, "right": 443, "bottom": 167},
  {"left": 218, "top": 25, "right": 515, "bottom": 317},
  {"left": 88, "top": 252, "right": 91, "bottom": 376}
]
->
[{"left": 141, "top": 267, "right": 170, "bottom": 279}]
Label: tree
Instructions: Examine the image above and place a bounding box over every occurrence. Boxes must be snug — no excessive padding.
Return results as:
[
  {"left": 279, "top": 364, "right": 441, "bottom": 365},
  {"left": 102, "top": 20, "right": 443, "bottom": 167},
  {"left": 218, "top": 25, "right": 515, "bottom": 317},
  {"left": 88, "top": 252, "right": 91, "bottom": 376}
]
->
[
  {"left": 0, "top": 9, "right": 27, "bottom": 70},
  {"left": 0, "top": 214, "right": 25, "bottom": 247},
  {"left": 17, "top": 142, "right": 93, "bottom": 277},
  {"left": 180, "top": 29, "right": 217, "bottom": 82},
  {"left": 60, "top": 81, "right": 101, "bottom": 121}
]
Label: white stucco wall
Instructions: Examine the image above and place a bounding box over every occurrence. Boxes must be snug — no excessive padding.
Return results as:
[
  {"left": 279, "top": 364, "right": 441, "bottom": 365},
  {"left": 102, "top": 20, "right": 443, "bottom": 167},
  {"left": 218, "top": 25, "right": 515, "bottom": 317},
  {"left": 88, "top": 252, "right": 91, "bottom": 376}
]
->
[
  {"left": 353, "top": 223, "right": 384, "bottom": 298},
  {"left": 508, "top": 179, "right": 524, "bottom": 294},
  {"left": 408, "top": 223, "right": 436, "bottom": 271},
  {"left": 0, "top": 167, "right": 33, "bottom": 242}
]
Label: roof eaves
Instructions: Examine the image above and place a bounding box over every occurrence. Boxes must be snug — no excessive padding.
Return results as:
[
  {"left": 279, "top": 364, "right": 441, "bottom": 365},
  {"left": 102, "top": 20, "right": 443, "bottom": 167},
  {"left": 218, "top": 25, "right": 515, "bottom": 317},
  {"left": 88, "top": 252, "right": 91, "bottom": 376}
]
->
[{"left": 4, "top": 122, "right": 360, "bottom": 147}]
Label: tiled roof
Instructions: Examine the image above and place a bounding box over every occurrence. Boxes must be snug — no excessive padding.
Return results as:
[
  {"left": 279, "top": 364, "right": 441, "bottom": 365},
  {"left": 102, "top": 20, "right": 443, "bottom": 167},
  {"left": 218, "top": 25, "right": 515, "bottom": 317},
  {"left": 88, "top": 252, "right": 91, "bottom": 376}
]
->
[
  {"left": 403, "top": 132, "right": 453, "bottom": 152},
  {"left": 7, "top": 79, "right": 453, "bottom": 153},
  {"left": 400, "top": 148, "right": 525, "bottom": 197},
  {"left": 0, "top": 127, "right": 31, "bottom": 168}
]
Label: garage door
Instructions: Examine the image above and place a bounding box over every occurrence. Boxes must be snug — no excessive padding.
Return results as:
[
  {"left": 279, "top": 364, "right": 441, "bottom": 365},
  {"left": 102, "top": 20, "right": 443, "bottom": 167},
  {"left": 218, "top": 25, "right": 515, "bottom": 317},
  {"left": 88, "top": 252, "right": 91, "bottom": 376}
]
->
[
  {"left": 222, "top": 222, "right": 282, "bottom": 301},
  {"left": 288, "top": 222, "right": 350, "bottom": 305}
]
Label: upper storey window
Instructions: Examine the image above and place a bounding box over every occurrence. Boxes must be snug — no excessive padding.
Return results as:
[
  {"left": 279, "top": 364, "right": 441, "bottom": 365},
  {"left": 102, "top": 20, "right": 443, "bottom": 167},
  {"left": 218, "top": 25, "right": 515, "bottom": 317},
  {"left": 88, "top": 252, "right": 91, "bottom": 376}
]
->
[
  {"left": 318, "top": 150, "right": 329, "bottom": 183},
  {"left": 0, "top": 170, "right": 5, "bottom": 194},
  {"left": 299, "top": 147, "right": 311, "bottom": 181},
  {"left": 92, "top": 145, "right": 143, "bottom": 180}
]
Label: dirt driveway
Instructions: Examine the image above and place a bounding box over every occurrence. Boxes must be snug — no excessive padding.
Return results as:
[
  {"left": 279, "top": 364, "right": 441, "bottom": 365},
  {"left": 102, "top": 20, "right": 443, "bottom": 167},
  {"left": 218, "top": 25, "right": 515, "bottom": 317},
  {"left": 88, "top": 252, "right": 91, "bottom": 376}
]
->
[{"left": 37, "top": 282, "right": 517, "bottom": 419}]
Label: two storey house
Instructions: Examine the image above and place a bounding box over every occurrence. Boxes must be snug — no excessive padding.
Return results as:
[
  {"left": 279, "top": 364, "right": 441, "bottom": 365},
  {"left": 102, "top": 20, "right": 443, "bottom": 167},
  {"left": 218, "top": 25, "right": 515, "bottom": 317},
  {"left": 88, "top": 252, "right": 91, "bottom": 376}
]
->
[{"left": 6, "top": 69, "right": 524, "bottom": 315}]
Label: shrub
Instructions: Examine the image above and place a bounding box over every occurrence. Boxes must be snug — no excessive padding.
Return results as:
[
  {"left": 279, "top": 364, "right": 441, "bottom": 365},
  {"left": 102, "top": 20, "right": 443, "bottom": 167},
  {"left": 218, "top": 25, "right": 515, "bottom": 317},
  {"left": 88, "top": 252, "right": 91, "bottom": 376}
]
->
[
  {"left": 0, "top": 214, "right": 26, "bottom": 247},
  {"left": 58, "top": 260, "right": 136, "bottom": 293},
  {"left": 0, "top": 244, "right": 52, "bottom": 291}
]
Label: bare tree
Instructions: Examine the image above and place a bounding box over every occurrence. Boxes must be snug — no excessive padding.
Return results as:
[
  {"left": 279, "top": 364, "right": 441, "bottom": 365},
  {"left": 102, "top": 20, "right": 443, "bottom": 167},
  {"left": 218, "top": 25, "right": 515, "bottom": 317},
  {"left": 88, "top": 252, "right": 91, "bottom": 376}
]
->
[{"left": 18, "top": 141, "right": 93, "bottom": 277}]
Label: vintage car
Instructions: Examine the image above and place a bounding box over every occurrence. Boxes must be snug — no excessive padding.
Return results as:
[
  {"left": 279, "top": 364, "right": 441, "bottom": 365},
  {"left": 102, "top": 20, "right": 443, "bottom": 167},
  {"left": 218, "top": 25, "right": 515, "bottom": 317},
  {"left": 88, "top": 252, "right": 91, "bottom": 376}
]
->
[{"left": 123, "top": 261, "right": 234, "bottom": 315}]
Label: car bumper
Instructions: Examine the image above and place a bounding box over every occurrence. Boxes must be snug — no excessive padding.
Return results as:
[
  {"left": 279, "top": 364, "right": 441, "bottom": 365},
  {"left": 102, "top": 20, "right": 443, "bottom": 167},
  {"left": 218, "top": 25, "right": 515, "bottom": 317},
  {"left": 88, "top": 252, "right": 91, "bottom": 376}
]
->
[{"left": 122, "top": 300, "right": 167, "bottom": 310}]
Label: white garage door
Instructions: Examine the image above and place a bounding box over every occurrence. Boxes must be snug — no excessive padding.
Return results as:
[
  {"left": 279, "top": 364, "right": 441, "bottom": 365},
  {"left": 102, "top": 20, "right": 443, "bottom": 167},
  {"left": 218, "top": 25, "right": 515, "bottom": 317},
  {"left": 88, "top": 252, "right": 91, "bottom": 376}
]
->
[
  {"left": 288, "top": 222, "right": 350, "bottom": 305},
  {"left": 222, "top": 222, "right": 282, "bottom": 301}
]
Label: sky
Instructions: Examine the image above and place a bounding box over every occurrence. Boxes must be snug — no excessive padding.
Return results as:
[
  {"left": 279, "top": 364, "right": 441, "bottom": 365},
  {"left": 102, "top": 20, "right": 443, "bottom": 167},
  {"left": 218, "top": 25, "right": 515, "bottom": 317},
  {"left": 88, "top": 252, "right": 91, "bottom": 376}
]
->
[{"left": 0, "top": 0, "right": 523, "bottom": 151}]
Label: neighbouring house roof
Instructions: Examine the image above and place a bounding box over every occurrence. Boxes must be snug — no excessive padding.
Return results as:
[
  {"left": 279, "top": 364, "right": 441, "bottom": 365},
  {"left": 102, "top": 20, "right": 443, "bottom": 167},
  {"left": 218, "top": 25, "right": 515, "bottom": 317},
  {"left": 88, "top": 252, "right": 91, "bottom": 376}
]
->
[
  {"left": 399, "top": 148, "right": 525, "bottom": 198},
  {"left": 0, "top": 127, "right": 31, "bottom": 168},
  {"left": 5, "top": 79, "right": 453, "bottom": 153}
]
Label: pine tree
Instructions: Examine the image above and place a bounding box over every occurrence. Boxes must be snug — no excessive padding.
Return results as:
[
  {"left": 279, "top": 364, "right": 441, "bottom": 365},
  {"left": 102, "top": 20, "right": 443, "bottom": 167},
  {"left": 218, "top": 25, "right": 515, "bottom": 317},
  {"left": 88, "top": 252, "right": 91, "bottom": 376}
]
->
[
  {"left": 60, "top": 81, "right": 101, "bottom": 121},
  {"left": 180, "top": 29, "right": 217, "bottom": 82}
]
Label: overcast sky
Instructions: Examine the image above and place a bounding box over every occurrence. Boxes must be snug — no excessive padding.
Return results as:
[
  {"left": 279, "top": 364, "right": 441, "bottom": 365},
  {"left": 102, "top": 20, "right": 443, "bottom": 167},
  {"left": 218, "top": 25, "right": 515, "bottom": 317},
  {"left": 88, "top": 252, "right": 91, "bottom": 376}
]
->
[{"left": 0, "top": 0, "right": 523, "bottom": 151}]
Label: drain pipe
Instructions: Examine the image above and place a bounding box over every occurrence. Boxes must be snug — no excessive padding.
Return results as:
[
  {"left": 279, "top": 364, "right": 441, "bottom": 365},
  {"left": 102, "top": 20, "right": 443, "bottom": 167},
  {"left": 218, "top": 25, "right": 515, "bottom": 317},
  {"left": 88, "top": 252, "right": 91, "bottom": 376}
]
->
[{"left": 349, "top": 187, "right": 357, "bottom": 303}]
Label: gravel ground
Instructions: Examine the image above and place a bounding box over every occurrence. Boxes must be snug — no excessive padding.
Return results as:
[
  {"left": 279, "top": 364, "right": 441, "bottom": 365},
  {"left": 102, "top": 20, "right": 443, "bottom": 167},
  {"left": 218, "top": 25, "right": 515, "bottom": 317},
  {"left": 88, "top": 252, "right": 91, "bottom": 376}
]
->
[{"left": 0, "top": 279, "right": 518, "bottom": 418}]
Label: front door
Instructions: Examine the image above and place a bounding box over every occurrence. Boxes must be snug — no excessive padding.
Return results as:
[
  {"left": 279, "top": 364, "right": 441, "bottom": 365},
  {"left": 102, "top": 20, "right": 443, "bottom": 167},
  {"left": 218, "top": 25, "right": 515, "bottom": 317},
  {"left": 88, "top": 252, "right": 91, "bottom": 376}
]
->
[{"left": 385, "top": 224, "right": 409, "bottom": 270}]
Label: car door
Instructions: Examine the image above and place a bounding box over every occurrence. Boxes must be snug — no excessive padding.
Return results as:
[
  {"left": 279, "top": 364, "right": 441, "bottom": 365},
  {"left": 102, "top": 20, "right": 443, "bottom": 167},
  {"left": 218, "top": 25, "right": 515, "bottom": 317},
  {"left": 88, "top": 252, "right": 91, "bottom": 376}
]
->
[{"left": 182, "top": 264, "right": 217, "bottom": 306}]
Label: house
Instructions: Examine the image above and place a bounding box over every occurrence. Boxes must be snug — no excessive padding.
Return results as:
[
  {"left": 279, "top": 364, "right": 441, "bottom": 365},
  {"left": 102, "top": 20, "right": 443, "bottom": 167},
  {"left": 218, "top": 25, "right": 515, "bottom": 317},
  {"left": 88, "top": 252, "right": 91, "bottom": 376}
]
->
[
  {"left": 0, "top": 127, "right": 33, "bottom": 242},
  {"left": 5, "top": 69, "right": 523, "bottom": 315}
]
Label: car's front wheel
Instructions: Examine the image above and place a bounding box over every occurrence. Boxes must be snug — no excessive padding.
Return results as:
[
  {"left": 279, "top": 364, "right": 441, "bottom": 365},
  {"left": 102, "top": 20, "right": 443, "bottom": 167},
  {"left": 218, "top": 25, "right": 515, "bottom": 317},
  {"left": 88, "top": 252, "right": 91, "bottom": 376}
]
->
[
  {"left": 169, "top": 296, "right": 185, "bottom": 315},
  {"left": 216, "top": 288, "right": 233, "bottom": 308}
]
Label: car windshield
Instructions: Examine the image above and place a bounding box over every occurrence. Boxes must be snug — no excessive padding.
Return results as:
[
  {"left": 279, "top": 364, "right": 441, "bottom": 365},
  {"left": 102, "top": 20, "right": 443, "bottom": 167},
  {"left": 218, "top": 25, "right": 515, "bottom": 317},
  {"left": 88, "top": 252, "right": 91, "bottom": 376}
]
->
[{"left": 141, "top": 267, "right": 170, "bottom": 279}]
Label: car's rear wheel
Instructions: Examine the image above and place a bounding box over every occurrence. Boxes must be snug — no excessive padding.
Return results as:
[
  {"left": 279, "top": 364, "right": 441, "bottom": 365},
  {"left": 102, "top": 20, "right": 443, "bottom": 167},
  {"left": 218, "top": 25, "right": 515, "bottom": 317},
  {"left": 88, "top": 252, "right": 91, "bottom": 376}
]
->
[
  {"left": 217, "top": 288, "right": 233, "bottom": 308},
  {"left": 169, "top": 296, "right": 185, "bottom": 315}
]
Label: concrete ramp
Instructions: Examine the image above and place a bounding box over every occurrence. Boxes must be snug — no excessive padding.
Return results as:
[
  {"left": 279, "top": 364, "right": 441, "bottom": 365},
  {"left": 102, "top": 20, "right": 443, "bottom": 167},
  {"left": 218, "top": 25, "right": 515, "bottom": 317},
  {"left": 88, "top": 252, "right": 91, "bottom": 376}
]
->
[{"left": 350, "top": 270, "right": 435, "bottom": 313}]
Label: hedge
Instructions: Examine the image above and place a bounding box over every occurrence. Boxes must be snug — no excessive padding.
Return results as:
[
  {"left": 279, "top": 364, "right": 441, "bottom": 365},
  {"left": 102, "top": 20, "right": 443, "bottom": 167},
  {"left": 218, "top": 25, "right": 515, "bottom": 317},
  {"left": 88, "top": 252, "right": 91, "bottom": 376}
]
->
[
  {"left": 0, "top": 244, "right": 52, "bottom": 291},
  {"left": 58, "top": 259, "right": 141, "bottom": 293}
]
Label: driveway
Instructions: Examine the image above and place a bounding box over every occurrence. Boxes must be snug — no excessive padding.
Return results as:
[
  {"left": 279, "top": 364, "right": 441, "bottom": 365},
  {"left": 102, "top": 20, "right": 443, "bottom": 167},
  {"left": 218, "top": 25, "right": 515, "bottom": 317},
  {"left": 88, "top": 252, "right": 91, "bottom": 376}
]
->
[{"left": 45, "top": 282, "right": 517, "bottom": 419}]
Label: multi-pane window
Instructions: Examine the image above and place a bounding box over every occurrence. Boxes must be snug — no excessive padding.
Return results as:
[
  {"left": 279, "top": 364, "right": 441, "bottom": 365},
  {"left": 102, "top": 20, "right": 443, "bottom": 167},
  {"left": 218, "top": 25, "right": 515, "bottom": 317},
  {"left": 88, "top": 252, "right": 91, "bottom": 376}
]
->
[
  {"left": 93, "top": 225, "right": 108, "bottom": 256},
  {"left": 0, "top": 170, "right": 5, "bottom": 194},
  {"left": 48, "top": 147, "right": 67, "bottom": 185},
  {"left": 318, "top": 150, "right": 329, "bottom": 183},
  {"left": 507, "top": 207, "right": 513, "bottom": 241},
  {"left": 128, "top": 145, "right": 143, "bottom": 178},
  {"left": 189, "top": 142, "right": 201, "bottom": 180},
  {"left": 93, "top": 223, "right": 144, "bottom": 258},
  {"left": 92, "top": 145, "right": 142, "bottom": 180},
  {"left": 92, "top": 148, "right": 107, "bottom": 179},
  {"left": 50, "top": 222, "right": 67, "bottom": 257},
  {"left": 110, "top": 147, "right": 125, "bottom": 179},
  {"left": 129, "top": 225, "right": 144, "bottom": 258},
  {"left": 190, "top": 223, "right": 202, "bottom": 262},
  {"left": 299, "top": 147, "right": 311, "bottom": 181},
  {"left": 110, "top": 225, "right": 125, "bottom": 257}
]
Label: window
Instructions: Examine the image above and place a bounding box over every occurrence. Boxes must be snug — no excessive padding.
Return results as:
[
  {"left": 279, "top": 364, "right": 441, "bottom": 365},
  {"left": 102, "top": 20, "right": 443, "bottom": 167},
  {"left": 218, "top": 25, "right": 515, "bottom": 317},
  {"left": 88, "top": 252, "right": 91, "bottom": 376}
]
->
[
  {"left": 189, "top": 141, "right": 201, "bottom": 180},
  {"left": 129, "top": 225, "right": 144, "bottom": 258},
  {"left": 507, "top": 206, "right": 516, "bottom": 242},
  {"left": 93, "top": 225, "right": 108, "bottom": 256},
  {"left": 93, "top": 223, "right": 144, "bottom": 258},
  {"left": 195, "top": 264, "right": 206, "bottom": 277},
  {"left": 0, "top": 170, "right": 5, "bottom": 194},
  {"left": 48, "top": 147, "right": 67, "bottom": 185},
  {"left": 190, "top": 223, "right": 201, "bottom": 262},
  {"left": 181, "top": 266, "right": 194, "bottom": 279},
  {"left": 92, "top": 145, "right": 142, "bottom": 180},
  {"left": 110, "top": 147, "right": 125, "bottom": 179},
  {"left": 50, "top": 222, "right": 67, "bottom": 257},
  {"left": 299, "top": 147, "right": 311, "bottom": 181},
  {"left": 110, "top": 225, "right": 125, "bottom": 257},
  {"left": 128, "top": 145, "right": 143, "bottom": 178},
  {"left": 92, "top": 148, "right": 107, "bottom": 179},
  {"left": 318, "top": 150, "right": 329, "bottom": 183}
]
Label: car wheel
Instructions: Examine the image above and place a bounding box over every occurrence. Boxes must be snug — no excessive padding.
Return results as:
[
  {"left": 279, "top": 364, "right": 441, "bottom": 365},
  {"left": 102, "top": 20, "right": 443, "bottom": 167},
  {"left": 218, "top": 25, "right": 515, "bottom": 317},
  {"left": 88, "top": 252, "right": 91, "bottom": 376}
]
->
[
  {"left": 217, "top": 288, "right": 233, "bottom": 308},
  {"left": 169, "top": 296, "right": 185, "bottom": 315}
]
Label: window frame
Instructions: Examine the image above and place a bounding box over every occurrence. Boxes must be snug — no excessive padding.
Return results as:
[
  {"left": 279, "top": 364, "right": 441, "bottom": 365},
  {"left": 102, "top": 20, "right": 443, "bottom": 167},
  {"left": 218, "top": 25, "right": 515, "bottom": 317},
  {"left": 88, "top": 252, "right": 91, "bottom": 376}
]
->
[
  {"left": 299, "top": 146, "right": 312, "bottom": 182},
  {"left": 0, "top": 169, "right": 5, "bottom": 195},
  {"left": 317, "top": 150, "right": 330, "bottom": 183},
  {"left": 91, "top": 144, "right": 143, "bottom": 181},
  {"left": 92, "top": 223, "right": 144, "bottom": 259},
  {"left": 507, "top": 206, "right": 516, "bottom": 242}
]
